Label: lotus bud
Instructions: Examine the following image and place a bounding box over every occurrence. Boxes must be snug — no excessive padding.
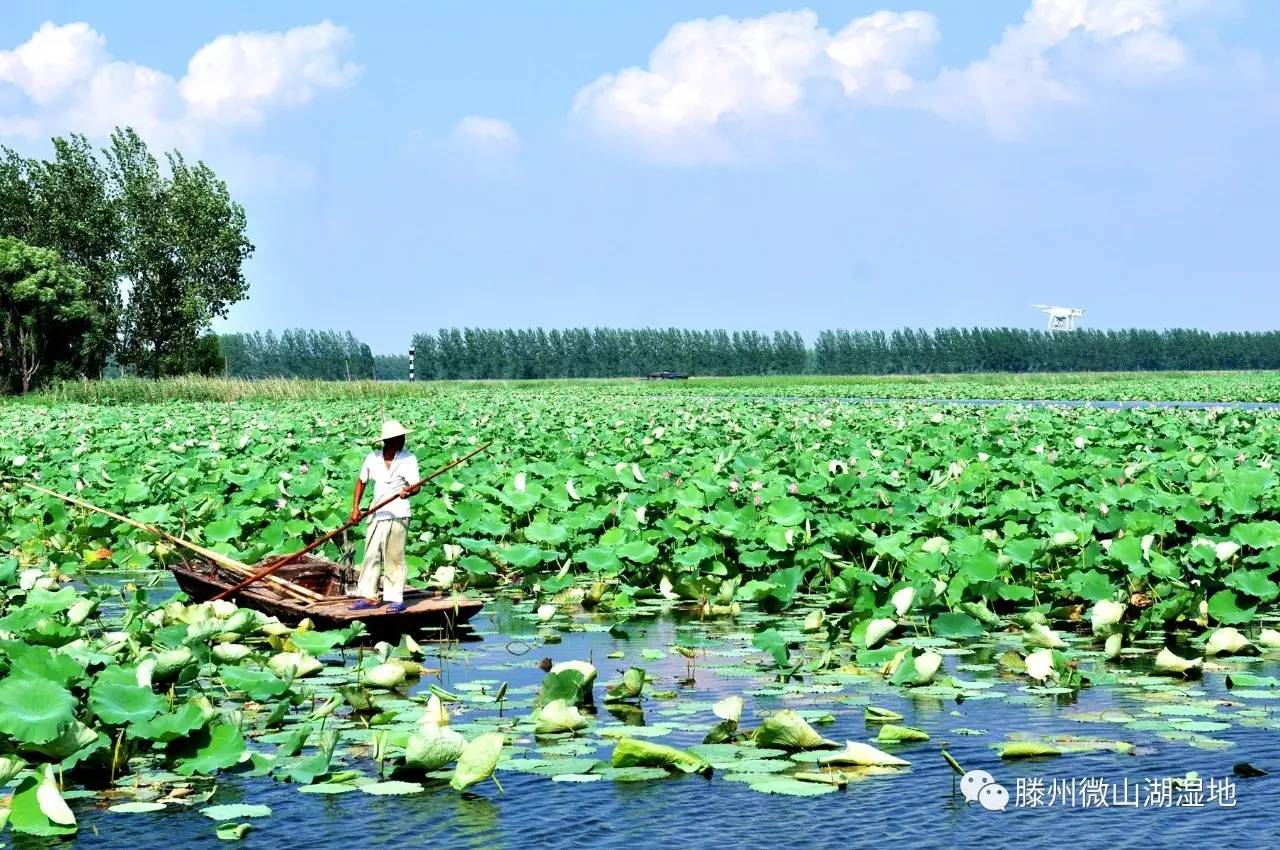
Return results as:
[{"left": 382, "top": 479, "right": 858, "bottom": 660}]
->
[
  {"left": 1260, "top": 628, "right": 1280, "bottom": 649},
  {"left": 536, "top": 604, "right": 556, "bottom": 622},
  {"left": 1024, "top": 648, "right": 1056, "bottom": 682},
  {"left": 1091, "top": 599, "right": 1126, "bottom": 635},
  {"left": 420, "top": 694, "right": 449, "bottom": 728},
  {"left": 1104, "top": 633, "right": 1123, "bottom": 660},
  {"left": 713, "top": 696, "right": 744, "bottom": 723},
  {"left": 658, "top": 575, "right": 679, "bottom": 600},
  {"left": 514, "top": 472, "right": 527, "bottom": 492}
]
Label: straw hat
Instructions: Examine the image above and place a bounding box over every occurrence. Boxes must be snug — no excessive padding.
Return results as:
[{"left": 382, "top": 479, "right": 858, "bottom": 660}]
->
[{"left": 375, "top": 419, "right": 411, "bottom": 443}]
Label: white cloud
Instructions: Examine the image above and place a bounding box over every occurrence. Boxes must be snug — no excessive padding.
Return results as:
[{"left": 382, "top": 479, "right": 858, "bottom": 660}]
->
[
  {"left": 452, "top": 115, "right": 519, "bottom": 150},
  {"left": 0, "top": 22, "right": 105, "bottom": 104},
  {"left": 181, "top": 21, "right": 359, "bottom": 124},
  {"left": 574, "top": 0, "right": 1197, "bottom": 159},
  {"left": 924, "top": 0, "right": 1188, "bottom": 132},
  {"left": 0, "top": 20, "right": 359, "bottom": 146},
  {"left": 572, "top": 10, "right": 935, "bottom": 160}
]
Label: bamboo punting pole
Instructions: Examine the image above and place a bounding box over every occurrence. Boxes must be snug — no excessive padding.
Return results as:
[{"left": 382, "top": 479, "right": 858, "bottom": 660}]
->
[
  {"left": 212, "top": 442, "right": 491, "bottom": 601},
  {"left": 26, "top": 483, "right": 323, "bottom": 603}
]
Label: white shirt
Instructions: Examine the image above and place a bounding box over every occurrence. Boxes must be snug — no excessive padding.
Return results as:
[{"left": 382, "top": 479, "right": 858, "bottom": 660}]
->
[{"left": 359, "top": 450, "right": 420, "bottom": 521}]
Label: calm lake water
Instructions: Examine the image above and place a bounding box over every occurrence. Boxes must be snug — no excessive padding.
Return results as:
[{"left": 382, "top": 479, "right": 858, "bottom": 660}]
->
[{"left": 49, "top": 580, "right": 1280, "bottom": 850}]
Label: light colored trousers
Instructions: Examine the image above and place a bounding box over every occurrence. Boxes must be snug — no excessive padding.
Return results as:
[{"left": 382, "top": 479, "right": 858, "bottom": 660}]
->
[{"left": 356, "top": 517, "right": 408, "bottom": 603}]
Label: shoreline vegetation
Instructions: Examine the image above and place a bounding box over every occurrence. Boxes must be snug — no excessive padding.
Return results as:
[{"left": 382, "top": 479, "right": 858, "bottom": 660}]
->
[{"left": 18, "top": 370, "right": 1280, "bottom": 404}]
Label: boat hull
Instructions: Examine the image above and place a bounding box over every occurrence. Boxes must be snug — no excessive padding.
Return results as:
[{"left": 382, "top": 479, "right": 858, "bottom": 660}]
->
[{"left": 170, "top": 555, "right": 483, "bottom": 638}]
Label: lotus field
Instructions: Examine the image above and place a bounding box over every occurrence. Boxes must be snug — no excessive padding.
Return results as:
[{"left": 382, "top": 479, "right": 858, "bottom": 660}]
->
[{"left": 1, "top": 382, "right": 1279, "bottom": 841}]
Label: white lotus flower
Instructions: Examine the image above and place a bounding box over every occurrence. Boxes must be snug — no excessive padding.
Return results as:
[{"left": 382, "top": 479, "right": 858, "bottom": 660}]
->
[
  {"left": 977, "top": 452, "right": 990, "bottom": 462},
  {"left": 1025, "top": 648, "right": 1056, "bottom": 682},
  {"left": 536, "top": 604, "right": 556, "bottom": 622},
  {"left": 1104, "top": 633, "right": 1123, "bottom": 660},
  {"left": 1033, "top": 444, "right": 1045, "bottom": 454},
  {"left": 1214, "top": 541, "right": 1240, "bottom": 562},
  {"left": 713, "top": 696, "right": 744, "bottom": 722},
  {"left": 1074, "top": 436, "right": 1086, "bottom": 449},
  {"left": 634, "top": 506, "right": 646, "bottom": 523},
  {"left": 653, "top": 426, "right": 665, "bottom": 439},
  {"left": 891, "top": 587, "right": 915, "bottom": 617},
  {"left": 913, "top": 651, "right": 943, "bottom": 685},
  {"left": 1099, "top": 503, "right": 1109, "bottom": 515},
  {"left": 514, "top": 472, "right": 527, "bottom": 492},
  {"left": 566, "top": 480, "right": 580, "bottom": 500},
  {"left": 443, "top": 544, "right": 462, "bottom": 562},
  {"left": 1091, "top": 599, "right": 1126, "bottom": 634},
  {"left": 948, "top": 460, "right": 965, "bottom": 479},
  {"left": 930, "top": 412, "right": 944, "bottom": 424},
  {"left": 1258, "top": 628, "right": 1280, "bottom": 648},
  {"left": 828, "top": 460, "right": 847, "bottom": 475}
]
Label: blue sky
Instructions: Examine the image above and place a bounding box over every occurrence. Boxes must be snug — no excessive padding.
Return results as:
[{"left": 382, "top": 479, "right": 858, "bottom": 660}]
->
[{"left": 1, "top": 1, "right": 1277, "bottom": 353}]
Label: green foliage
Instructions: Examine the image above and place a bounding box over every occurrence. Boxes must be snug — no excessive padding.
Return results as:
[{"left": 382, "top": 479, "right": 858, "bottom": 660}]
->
[{"left": 0, "top": 236, "right": 101, "bottom": 392}]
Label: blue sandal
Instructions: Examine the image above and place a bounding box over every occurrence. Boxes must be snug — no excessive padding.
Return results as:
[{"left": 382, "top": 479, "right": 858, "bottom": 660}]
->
[
  {"left": 350, "top": 598, "right": 381, "bottom": 611},
  {"left": 385, "top": 602, "right": 407, "bottom": 614}
]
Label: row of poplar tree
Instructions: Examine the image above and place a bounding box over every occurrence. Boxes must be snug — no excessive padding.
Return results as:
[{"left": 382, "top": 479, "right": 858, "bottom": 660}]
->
[
  {"left": 221, "top": 326, "right": 1280, "bottom": 381},
  {"left": 0, "top": 128, "right": 253, "bottom": 392}
]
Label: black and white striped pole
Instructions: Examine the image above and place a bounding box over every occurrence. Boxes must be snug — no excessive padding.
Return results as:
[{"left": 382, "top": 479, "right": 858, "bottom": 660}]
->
[{"left": 408, "top": 346, "right": 415, "bottom": 382}]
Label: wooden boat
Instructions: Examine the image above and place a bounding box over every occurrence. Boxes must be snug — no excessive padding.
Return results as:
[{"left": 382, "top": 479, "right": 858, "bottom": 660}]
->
[{"left": 170, "top": 554, "right": 483, "bottom": 637}]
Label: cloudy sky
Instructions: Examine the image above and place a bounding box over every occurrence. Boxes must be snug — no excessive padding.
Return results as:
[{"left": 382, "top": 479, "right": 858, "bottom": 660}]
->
[{"left": 1, "top": 1, "right": 1276, "bottom": 352}]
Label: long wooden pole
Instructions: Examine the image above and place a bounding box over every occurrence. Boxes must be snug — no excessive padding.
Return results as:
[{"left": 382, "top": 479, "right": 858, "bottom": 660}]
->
[
  {"left": 25, "top": 483, "right": 323, "bottom": 602},
  {"left": 212, "top": 441, "right": 491, "bottom": 601}
]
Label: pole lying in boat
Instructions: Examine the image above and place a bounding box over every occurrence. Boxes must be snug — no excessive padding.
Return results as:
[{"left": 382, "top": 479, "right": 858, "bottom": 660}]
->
[
  {"left": 24, "top": 483, "right": 324, "bottom": 602},
  {"left": 211, "top": 441, "right": 491, "bottom": 602}
]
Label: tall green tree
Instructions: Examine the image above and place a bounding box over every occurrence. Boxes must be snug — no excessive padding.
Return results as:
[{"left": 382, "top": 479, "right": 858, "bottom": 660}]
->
[
  {"left": 0, "top": 237, "right": 101, "bottom": 393},
  {"left": 0, "top": 136, "right": 119, "bottom": 375},
  {"left": 106, "top": 128, "right": 253, "bottom": 376}
]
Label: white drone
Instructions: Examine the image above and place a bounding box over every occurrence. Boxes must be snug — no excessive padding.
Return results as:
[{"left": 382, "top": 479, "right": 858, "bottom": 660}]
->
[{"left": 1033, "top": 304, "right": 1086, "bottom": 332}]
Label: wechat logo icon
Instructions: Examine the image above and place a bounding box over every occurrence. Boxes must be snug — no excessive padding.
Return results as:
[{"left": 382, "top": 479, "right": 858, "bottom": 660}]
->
[{"left": 961, "top": 769, "right": 1009, "bottom": 812}]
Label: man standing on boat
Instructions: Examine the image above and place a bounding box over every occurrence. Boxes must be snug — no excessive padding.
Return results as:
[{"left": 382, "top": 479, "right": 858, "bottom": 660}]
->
[{"left": 349, "top": 420, "right": 421, "bottom": 613}]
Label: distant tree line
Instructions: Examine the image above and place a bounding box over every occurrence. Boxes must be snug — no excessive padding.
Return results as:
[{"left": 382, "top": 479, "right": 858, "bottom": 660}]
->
[
  {"left": 0, "top": 128, "right": 252, "bottom": 391},
  {"left": 197, "top": 326, "right": 1280, "bottom": 382},
  {"left": 219, "top": 330, "right": 374, "bottom": 380},
  {"left": 408, "top": 328, "right": 809, "bottom": 380},
  {"left": 811, "top": 328, "right": 1280, "bottom": 374}
]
